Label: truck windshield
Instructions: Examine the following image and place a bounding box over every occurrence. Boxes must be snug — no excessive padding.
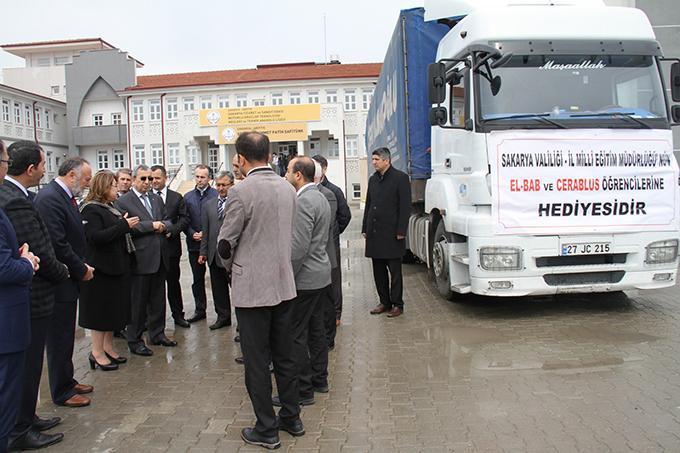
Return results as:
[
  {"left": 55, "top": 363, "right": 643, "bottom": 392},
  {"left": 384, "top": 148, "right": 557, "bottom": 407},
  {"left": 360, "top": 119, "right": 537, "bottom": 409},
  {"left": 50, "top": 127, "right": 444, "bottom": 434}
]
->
[{"left": 478, "top": 54, "right": 668, "bottom": 129}]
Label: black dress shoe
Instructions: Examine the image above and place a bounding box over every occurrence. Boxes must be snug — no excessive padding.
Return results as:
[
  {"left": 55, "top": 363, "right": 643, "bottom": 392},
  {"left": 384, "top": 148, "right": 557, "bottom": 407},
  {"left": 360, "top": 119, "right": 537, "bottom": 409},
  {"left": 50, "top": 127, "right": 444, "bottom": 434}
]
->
[
  {"left": 151, "top": 334, "right": 178, "bottom": 347},
  {"left": 234, "top": 335, "right": 240, "bottom": 342},
  {"left": 209, "top": 318, "right": 232, "bottom": 330},
  {"left": 186, "top": 312, "right": 206, "bottom": 323},
  {"left": 88, "top": 353, "right": 118, "bottom": 371},
  {"left": 174, "top": 318, "right": 190, "bottom": 328},
  {"left": 105, "top": 352, "right": 127, "bottom": 364},
  {"left": 276, "top": 416, "right": 305, "bottom": 437},
  {"left": 9, "top": 429, "right": 64, "bottom": 451},
  {"left": 240, "top": 427, "right": 280, "bottom": 450},
  {"left": 313, "top": 384, "right": 329, "bottom": 393},
  {"left": 272, "top": 395, "right": 315, "bottom": 407},
  {"left": 234, "top": 356, "right": 244, "bottom": 364},
  {"left": 128, "top": 342, "right": 153, "bottom": 356},
  {"left": 31, "top": 416, "right": 61, "bottom": 432}
]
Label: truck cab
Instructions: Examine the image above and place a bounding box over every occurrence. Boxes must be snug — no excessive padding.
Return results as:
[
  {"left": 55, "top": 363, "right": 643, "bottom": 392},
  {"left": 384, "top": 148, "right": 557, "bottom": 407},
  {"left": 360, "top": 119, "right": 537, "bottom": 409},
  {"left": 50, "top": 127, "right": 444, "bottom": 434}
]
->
[{"left": 414, "top": 0, "right": 680, "bottom": 298}]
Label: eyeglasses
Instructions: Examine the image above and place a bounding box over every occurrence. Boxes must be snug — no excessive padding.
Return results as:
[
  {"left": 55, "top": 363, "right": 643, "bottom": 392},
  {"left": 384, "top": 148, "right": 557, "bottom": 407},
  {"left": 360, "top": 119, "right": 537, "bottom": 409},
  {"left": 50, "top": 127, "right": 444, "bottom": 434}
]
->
[{"left": 138, "top": 176, "right": 151, "bottom": 181}]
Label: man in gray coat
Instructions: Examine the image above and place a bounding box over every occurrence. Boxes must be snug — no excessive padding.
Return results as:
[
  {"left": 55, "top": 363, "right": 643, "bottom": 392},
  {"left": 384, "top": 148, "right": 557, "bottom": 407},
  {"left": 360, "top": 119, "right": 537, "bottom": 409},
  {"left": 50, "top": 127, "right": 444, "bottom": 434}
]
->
[
  {"left": 217, "top": 132, "right": 301, "bottom": 450},
  {"left": 115, "top": 165, "right": 176, "bottom": 356},
  {"left": 199, "top": 171, "right": 234, "bottom": 330},
  {"left": 273, "top": 156, "right": 331, "bottom": 408}
]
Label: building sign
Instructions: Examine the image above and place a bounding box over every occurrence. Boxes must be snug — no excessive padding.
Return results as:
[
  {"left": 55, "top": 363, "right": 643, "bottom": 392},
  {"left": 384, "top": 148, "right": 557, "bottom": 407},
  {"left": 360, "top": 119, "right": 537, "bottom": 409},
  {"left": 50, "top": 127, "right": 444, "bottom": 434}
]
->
[
  {"left": 217, "top": 123, "right": 308, "bottom": 144},
  {"left": 200, "top": 104, "right": 320, "bottom": 127},
  {"left": 488, "top": 129, "right": 679, "bottom": 235}
]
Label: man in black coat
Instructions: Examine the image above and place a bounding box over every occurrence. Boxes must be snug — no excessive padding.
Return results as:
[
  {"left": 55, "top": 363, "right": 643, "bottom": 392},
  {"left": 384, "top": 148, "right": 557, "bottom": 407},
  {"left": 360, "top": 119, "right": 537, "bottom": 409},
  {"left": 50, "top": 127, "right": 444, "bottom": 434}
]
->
[
  {"left": 115, "top": 165, "right": 176, "bottom": 356},
  {"left": 151, "top": 165, "right": 190, "bottom": 328},
  {"left": 312, "top": 155, "right": 351, "bottom": 347},
  {"left": 0, "top": 141, "right": 69, "bottom": 451},
  {"left": 362, "top": 147, "right": 411, "bottom": 318},
  {"left": 34, "top": 157, "right": 94, "bottom": 409}
]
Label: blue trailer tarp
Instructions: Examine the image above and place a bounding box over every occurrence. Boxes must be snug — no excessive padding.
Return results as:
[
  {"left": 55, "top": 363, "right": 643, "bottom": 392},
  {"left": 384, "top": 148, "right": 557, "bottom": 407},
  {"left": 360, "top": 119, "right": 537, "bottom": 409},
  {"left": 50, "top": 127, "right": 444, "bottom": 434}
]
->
[{"left": 365, "top": 7, "right": 451, "bottom": 180}]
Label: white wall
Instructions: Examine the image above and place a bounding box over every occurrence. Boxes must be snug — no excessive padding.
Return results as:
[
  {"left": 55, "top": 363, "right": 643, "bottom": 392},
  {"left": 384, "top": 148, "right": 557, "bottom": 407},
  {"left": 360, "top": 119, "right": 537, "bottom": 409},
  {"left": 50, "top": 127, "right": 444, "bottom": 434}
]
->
[{"left": 78, "top": 99, "right": 126, "bottom": 127}]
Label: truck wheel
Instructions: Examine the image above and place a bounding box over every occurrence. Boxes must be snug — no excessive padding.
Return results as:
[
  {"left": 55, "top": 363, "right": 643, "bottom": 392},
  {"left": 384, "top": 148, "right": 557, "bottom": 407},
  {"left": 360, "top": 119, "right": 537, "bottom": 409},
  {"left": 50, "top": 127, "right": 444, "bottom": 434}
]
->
[{"left": 431, "top": 221, "right": 456, "bottom": 301}]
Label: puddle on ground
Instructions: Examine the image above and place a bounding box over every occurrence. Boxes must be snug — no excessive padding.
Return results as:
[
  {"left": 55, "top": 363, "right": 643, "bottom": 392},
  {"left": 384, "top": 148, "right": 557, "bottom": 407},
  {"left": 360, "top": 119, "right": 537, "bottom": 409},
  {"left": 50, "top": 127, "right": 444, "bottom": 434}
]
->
[{"left": 558, "top": 325, "right": 659, "bottom": 344}]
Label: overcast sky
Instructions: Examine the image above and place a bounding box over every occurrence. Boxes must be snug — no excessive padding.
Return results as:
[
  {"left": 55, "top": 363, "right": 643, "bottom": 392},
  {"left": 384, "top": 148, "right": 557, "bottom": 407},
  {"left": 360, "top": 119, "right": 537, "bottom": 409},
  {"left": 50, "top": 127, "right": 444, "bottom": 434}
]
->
[{"left": 0, "top": 0, "right": 422, "bottom": 76}]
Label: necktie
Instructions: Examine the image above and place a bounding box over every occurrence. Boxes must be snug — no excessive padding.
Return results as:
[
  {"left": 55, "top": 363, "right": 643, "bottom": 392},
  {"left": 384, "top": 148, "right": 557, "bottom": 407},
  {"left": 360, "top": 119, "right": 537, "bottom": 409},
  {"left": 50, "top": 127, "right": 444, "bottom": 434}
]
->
[
  {"left": 217, "top": 198, "right": 226, "bottom": 220},
  {"left": 142, "top": 194, "right": 153, "bottom": 217},
  {"left": 70, "top": 196, "right": 78, "bottom": 209}
]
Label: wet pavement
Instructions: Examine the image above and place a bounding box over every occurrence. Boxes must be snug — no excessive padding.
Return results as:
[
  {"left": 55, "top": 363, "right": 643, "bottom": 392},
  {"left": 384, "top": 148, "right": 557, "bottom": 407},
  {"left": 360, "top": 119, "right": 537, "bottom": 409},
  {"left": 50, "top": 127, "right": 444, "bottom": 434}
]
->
[{"left": 38, "top": 208, "right": 680, "bottom": 452}]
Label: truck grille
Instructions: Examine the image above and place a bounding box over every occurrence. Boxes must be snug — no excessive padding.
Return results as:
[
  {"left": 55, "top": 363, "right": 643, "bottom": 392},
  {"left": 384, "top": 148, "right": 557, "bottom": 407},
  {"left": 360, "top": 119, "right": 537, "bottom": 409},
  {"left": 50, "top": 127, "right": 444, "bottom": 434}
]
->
[
  {"left": 536, "top": 254, "right": 627, "bottom": 268},
  {"left": 543, "top": 271, "right": 625, "bottom": 286}
]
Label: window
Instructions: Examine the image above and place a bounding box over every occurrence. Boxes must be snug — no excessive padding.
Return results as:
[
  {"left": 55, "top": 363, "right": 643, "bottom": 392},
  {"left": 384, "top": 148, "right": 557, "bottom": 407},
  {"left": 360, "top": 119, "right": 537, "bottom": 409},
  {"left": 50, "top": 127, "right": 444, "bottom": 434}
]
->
[
  {"left": 46, "top": 152, "right": 54, "bottom": 173},
  {"left": 51, "top": 86, "right": 60, "bottom": 95},
  {"left": 208, "top": 147, "right": 219, "bottom": 172},
  {"left": 113, "top": 150, "right": 125, "bottom": 169},
  {"left": 1, "top": 100, "right": 10, "bottom": 122},
  {"left": 326, "top": 90, "right": 338, "bottom": 103},
  {"left": 24, "top": 105, "right": 33, "bottom": 127},
  {"left": 168, "top": 143, "right": 180, "bottom": 166},
  {"left": 132, "top": 100, "right": 144, "bottom": 122},
  {"left": 307, "top": 91, "right": 319, "bottom": 104},
  {"left": 166, "top": 98, "right": 178, "bottom": 120},
  {"left": 218, "top": 96, "right": 229, "bottom": 108},
  {"left": 111, "top": 113, "right": 122, "bottom": 125},
  {"left": 362, "top": 89, "right": 373, "bottom": 110},
  {"left": 44, "top": 109, "right": 51, "bottom": 129},
  {"left": 449, "top": 70, "right": 467, "bottom": 127},
  {"left": 200, "top": 96, "right": 212, "bottom": 110},
  {"left": 151, "top": 144, "right": 163, "bottom": 165},
  {"left": 93, "top": 114, "right": 103, "bottom": 126},
  {"left": 35, "top": 108, "right": 42, "bottom": 128},
  {"left": 328, "top": 139, "right": 339, "bottom": 158},
  {"left": 13, "top": 102, "right": 22, "bottom": 124},
  {"left": 133, "top": 145, "right": 145, "bottom": 166},
  {"left": 345, "top": 135, "right": 358, "bottom": 158},
  {"left": 252, "top": 99, "right": 265, "bottom": 107},
  {"left": 344, "top": 89, "right": 357, "bottom": 111},
  {"left": 236, "top": 95, "right": 247, "bottom": 107},
  {"left": 187, "top": 145, "right": 199, "bottom": 164},
  {"left": 352, "top": 183, "right": 361, "bottom": 200},
  {"left": 271, "top": 93, "right": 283, "bottom": 105},
  {"left": 36, "top": 57, "right": 51, "bottom": 67},
  {"left": 289, "top": 92, "right": 301, "bottom": 104},
  {"left": 183, "top": 97, "right": 195, "bottom": 111},
  {"left": 149, "top": 99, "right": 161, "bottom": 121},
  {"left": 54, "top": 56, "right": 70, "bottom": 65},
  {"left": 97, "top": 150, "right": 109, "bottom": 170}
]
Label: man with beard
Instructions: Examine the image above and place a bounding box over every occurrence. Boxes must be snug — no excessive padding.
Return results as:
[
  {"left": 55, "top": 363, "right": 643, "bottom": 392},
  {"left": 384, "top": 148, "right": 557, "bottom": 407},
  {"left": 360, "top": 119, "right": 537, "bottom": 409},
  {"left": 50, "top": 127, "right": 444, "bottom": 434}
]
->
[{"left": 34, "top": 157, "right": 95, "bottom": 408}]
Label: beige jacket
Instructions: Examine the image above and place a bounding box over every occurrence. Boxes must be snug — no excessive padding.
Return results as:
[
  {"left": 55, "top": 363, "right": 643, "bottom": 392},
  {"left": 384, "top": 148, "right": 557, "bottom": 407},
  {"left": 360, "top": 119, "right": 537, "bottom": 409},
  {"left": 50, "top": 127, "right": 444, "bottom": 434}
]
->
[{"left": 217, "top": 167, "right": 297, "bottom": 307}]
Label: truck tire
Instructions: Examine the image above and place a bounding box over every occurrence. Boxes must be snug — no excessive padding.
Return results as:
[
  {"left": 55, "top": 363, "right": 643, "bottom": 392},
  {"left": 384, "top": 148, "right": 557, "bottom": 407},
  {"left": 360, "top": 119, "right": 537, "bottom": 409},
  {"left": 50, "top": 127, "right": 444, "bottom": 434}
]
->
[{"left": 431, "top": 221, "right": 456, "bottom": 301}]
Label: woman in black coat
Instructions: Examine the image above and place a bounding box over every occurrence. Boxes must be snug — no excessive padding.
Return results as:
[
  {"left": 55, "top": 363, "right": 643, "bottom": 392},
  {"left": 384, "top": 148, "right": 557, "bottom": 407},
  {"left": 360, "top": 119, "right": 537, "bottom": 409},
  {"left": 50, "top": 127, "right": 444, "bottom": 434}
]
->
[{"left": 79, "top": 171, "right": 139, "bottom": 371}]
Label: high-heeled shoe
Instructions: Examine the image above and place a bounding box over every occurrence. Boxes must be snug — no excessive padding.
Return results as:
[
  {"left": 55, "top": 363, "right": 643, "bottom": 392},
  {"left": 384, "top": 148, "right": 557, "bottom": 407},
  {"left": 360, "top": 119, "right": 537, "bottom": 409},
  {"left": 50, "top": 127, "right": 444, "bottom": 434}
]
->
[
  {"left": 105, "top": 352, "right": 127, "bottom": 364},
  {"left": 88, "top": 353, "right": 119, "bottom": 371}
]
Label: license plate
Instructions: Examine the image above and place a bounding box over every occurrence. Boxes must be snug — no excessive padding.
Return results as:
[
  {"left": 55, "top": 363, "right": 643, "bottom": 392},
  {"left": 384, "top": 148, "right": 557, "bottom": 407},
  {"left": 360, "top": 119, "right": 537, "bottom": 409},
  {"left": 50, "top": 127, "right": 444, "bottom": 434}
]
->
[{"left": 561, "top": 242, "right": 611, "bottom": 256}]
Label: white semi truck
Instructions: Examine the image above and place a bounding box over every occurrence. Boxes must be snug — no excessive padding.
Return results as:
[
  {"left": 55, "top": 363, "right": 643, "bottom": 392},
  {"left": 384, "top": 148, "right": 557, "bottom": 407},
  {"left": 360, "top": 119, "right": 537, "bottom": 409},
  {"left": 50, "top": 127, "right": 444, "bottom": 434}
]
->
[{"left": 365, "top": 0, "right": 680, "bottom": 299}]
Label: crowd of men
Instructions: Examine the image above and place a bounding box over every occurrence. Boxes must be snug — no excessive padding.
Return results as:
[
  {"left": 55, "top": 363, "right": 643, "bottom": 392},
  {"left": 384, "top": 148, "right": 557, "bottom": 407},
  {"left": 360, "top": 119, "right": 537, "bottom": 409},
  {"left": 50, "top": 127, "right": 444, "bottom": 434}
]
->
[{"left": 0, "top": 131, "right": 412, "bottom": 451}]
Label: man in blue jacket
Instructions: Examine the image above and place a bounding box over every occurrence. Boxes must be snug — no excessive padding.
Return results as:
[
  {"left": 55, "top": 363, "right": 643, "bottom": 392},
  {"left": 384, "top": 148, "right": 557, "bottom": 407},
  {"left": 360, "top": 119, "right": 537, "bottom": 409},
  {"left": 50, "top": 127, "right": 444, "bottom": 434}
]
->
[
  {"left": 183, "top": 164, "right": 217, "bottom": 323},
  {"left": 0, "top": 139, "right": 39, "bottom": 453}
]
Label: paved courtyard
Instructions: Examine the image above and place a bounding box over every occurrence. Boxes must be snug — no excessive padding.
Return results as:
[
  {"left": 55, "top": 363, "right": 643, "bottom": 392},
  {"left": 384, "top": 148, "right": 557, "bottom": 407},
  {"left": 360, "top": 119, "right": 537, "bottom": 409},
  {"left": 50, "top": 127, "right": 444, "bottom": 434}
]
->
[{"left": 38, "top": 209, "right": 680, "bottom": 452}]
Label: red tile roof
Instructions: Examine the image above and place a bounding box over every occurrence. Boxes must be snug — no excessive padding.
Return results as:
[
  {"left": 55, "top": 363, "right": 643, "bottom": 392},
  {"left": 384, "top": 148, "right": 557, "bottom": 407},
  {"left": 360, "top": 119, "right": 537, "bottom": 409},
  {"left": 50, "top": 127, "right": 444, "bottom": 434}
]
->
[{"left": 126, "top": 62, "right": 382, "bottom": 91}]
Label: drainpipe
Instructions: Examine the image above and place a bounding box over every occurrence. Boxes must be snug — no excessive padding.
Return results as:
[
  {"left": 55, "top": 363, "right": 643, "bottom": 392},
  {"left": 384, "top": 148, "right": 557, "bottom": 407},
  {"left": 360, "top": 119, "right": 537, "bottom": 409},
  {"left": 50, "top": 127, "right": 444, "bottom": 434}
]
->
[
  {"left": 160, "top": 93, "right": 166, "bottom": 166},
  {"left": 32, "top": 101, "right": 38, "bottom": 144},
  {"left": 126, "top": 96, "right": 132, "bottom": 167}
]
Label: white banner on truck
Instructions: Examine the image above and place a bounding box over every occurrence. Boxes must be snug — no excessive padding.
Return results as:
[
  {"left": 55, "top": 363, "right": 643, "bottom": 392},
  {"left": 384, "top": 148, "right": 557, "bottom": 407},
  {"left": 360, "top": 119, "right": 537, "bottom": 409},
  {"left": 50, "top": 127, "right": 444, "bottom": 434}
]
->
[{"left": 488, "top": 129, "right": 680, "bottom": 235}]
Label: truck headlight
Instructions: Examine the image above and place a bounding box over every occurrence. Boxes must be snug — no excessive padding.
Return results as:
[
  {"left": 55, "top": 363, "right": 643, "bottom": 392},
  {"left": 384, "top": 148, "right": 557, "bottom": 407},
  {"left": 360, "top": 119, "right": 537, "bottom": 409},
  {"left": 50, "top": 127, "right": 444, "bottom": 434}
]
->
[
  {"left": 645, "top": 239, "right": 678, "bottom": 264},
  {"left": 479, "top": 247, "right": 522, "bottom": 270}
]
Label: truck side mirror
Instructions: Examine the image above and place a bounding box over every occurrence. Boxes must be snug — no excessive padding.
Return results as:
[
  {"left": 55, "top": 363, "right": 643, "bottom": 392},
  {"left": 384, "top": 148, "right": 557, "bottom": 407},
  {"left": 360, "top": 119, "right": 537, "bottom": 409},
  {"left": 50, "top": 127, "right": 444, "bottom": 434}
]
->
[
  {"left": 429, "top": 107, "right": 447, "bottom": 126},
  {"left": 672, "top": 62, "right": 680, "bottom": 102},
  {"left": 428, "top": 63, "right": 447, "bottom": 104},
  {"left": 672, "top": 105, "right": 680, "bottom": 123}
]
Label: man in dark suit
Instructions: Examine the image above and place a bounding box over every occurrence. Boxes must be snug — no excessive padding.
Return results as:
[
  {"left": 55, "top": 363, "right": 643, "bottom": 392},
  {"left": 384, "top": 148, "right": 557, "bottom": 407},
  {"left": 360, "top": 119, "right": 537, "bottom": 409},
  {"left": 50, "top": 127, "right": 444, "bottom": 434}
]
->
[
  {"left": 274, "top": 156, "right": 331, "bottom": 408},
  {"left": 151, "top": 165, "right": 190, "bottom": 328},
  {"left": 183, "top": 164, "right": 218, "bottom": 323},
  {"left": 0, "top": 141, "right": 69, "bottom": 451},
  {"left": 115, "top": 168, "right": 132, "bottom": 198},
  {"left": 0, "top": 140, "right": 40, "bottom": 453},
  {"left": 363, "top": 147, "right": 411, "bottom": 318},
  {"left": 311, "top": 155, "right": 351, "bottom": 345},
  {"left": 34, "top": 157, "right": 94, "bottom": 409},
  {"left": 198, "top": 171, "right": 234, "bottom": 330},
  {"left": 115, "top": 165, "right": 176, "bottom": 356}
]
